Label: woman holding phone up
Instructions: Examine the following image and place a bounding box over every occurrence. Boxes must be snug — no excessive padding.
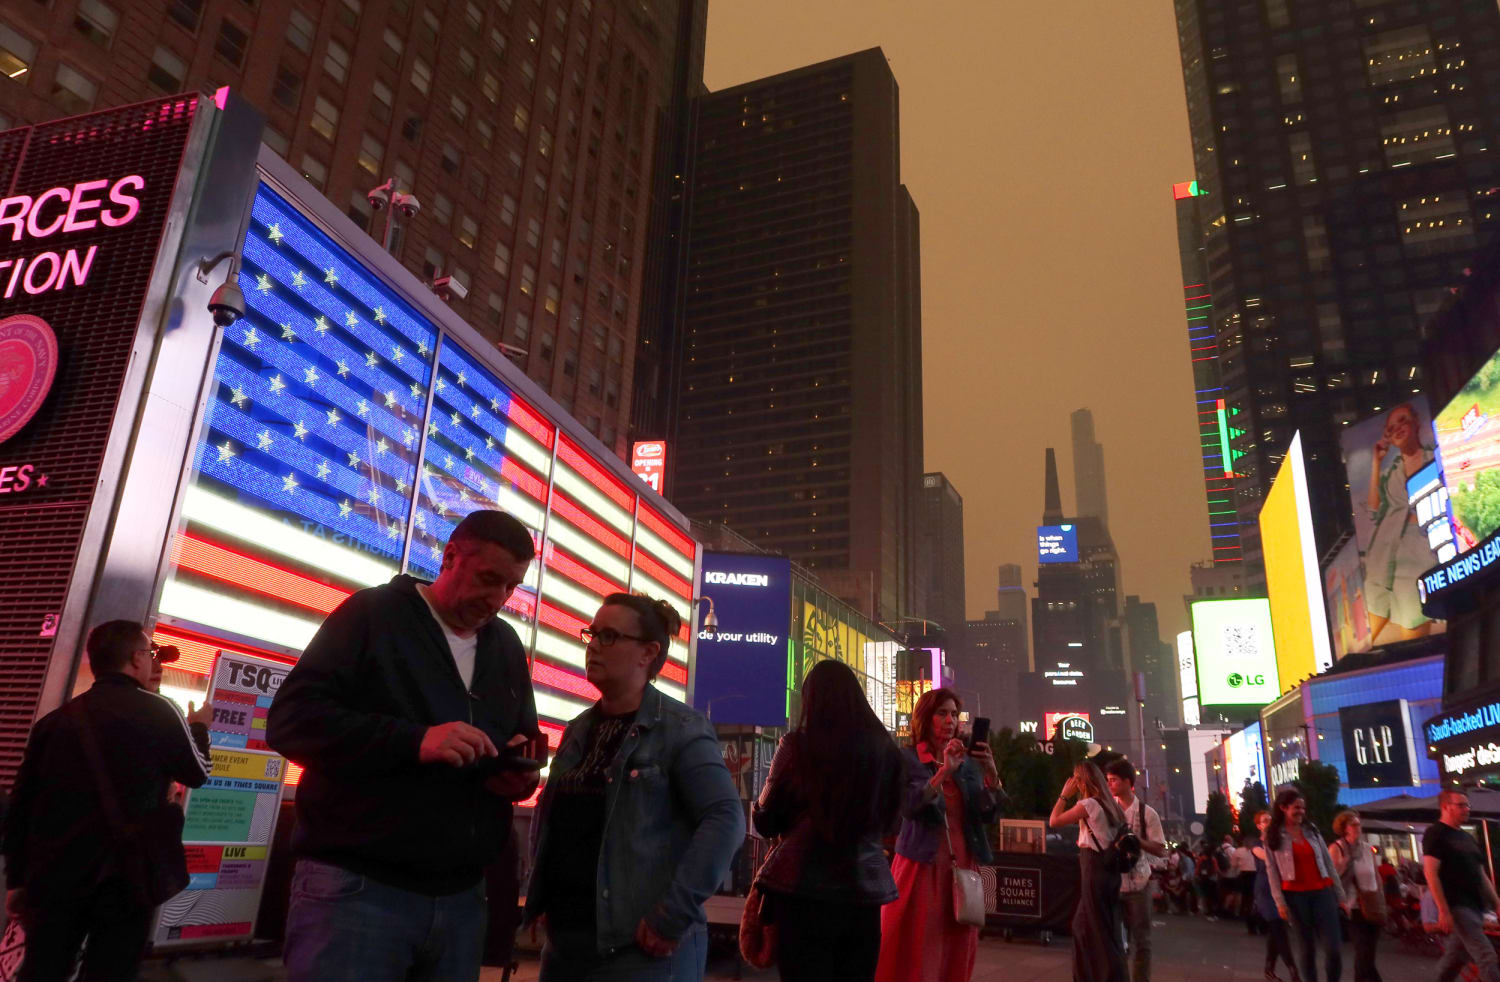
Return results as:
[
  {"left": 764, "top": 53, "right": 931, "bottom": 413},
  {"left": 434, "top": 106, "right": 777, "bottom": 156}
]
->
[
  {"left": 1050, "top": 759, "right": 1128, "bottom": 982},
  {"left": 875, "top": 688, "right": 1003, "bottom": 982}
]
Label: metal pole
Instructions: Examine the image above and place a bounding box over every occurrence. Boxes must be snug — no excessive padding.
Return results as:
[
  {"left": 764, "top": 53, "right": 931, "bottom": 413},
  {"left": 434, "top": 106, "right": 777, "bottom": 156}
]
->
[{"left": 1485, "top": 817, "right": 1496, "bottom": 885}]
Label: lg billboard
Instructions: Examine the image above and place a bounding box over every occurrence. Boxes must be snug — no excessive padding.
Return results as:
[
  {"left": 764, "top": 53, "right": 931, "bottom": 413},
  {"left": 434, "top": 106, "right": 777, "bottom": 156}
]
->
[{"left": 1191, "top": 598, "right": 1280, "bottom": 707}]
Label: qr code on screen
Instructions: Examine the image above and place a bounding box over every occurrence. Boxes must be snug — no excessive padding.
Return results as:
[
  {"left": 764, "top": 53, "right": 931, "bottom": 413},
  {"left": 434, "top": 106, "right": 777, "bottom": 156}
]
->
[{"left": 1222, "top": 626, "right": 1259, "bottom": 655}]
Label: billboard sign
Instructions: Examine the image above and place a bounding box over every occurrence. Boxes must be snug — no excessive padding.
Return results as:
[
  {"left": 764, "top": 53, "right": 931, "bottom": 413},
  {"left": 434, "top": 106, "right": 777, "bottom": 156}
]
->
[
  {"left": 691, "top": 552, "right": 792, "bottom": 726},
  {"left": 1337, "top": 400, "right": 1444, "bottom": 649},
  {"left": 1323, "top": 538, "right": 1370, "bottom": 659},
  {"left": 630, "top": 440, "right": 666, "bottom": 493},
  {"left": 1177, "top": 631, "right": 1201, "bottom": 725},
  {"left": 1224, "top": 721, "right": 1266, "bottom": 797},
  {"left": 1259, "top": 433, "right": 1334, "bottom": 685},
  {"left": 1408, "top": 459, "right": 1457, "bottom": 564},
  {"left": 1044, "top": 711, "right": 1092, "bottom": 741},
  {"left": 1037, "top": 524, "right": 1078, "bottom": 564},
  {"left": 1338, "top": 699, "right": 1418, "bottom": 789},
  {"left": 1433, "top": 348, "right": 1500, "bottom": 551},
  {"left": 1191, "top": 598, "right": 1279, "bottom": 707}
]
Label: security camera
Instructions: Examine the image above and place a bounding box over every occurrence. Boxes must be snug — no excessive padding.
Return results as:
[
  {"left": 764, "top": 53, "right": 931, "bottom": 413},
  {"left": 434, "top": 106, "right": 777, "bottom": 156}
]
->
[
  {"left": 432, "top": 275, "right": 468, "bottom": 302},
  {"left": 368, "top": 186, "right": 391, "bottom": 211},
  {"left": 208, "top": 281, "right": 246, "bottom": 328},
  {"left": 393, "top": 192, "right": 421, "bottom": 220}
]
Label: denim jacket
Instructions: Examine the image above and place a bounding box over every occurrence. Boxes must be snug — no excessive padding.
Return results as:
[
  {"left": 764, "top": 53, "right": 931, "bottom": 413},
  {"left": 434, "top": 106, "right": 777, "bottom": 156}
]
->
[
  {"left": 892, "top": 746, "right": 1003, "bottom": 866},
  {"left": 1264, "top": 825, "right": 1348, "bottom": 911},
  {"left": 525, "top": 685, "right": 745, "bottom": 953}
]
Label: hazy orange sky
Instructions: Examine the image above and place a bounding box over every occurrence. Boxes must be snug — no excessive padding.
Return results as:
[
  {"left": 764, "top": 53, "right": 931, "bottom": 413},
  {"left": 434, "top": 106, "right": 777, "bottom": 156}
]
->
[{"left": 703, "top": 1, "right": 1208, "bottom": 643}]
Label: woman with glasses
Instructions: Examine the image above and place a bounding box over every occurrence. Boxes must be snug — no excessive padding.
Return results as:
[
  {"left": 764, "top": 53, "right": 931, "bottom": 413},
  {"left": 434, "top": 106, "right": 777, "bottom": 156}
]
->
[{"left": 526, "top": 593, "right": 745, "bottom": 981}]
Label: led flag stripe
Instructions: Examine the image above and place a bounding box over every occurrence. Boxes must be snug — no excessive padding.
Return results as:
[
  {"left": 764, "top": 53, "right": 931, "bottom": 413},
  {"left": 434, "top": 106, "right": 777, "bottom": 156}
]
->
[{"left": 155, "top": 182, "right": 700, "bottom": 743}]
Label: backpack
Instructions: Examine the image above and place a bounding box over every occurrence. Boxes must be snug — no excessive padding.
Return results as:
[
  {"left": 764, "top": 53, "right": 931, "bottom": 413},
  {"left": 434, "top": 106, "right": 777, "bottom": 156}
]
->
[{"left": 1100, "top": 801, "right": 1143, "bottom": 875}]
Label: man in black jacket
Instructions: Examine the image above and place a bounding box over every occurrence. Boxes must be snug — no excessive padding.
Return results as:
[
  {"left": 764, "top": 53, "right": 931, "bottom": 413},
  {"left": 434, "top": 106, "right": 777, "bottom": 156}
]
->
[
  {"left": 3, "top": 620, "right": 214, "bottom": 981},
  {"left": 267, "top": 509, "right": 542, "bottom": 982}
]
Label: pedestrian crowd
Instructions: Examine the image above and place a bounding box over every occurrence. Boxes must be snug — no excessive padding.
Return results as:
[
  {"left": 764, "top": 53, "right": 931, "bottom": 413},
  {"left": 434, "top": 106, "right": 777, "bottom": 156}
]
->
[{"left": 2, "top": 510, "right": 1500, "bottom": 982}]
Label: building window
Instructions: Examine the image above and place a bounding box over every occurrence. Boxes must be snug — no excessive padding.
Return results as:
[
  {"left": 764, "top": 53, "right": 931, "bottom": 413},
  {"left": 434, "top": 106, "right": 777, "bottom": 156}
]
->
[
  {"left": 458, "top": 46, "right": 476, "bottom": 79},
  {"left": 519, "top": 262, "right": 535, "bottom": 295},
  {"left": 286, "top": 8, "right": 315, "bottom": 53},
  {"left": 0, "top": 24, "right": 37, "bottom": 79},
  {"left": 459, "top": 215, "right": 478, "bottom": 248},
  {"left": 475, "top": 119, "right": 494, "bottom": 149},
  {"left": 357, "top": 132, "right": 383, "bottom": 176},
  {"left": 1382, "top": 105, "right": 1456, "bottom": 167},
  {"left": 167, "top": 0, "right": 204, "bottom": 32},
  {"left": 421, "top": 8, "right": 440, "bottom": 43},
  {"left": 147, "top": 45, "right": 187, "bottom": 92},
  {"left": 538, "top": 127, "right": 552, "bottom": 158},
  {"left": 310, "top": 96, "right": 339, "bottom": 141},
  {"left": 493, "top": 241, "right": 511, "bottom": 276},
  {"left": 487, "top": 292, "right": 504, "bottom": 324},
  {"left": 449, "top": 94, "right": 469, "bottom": 124},
  {"left": 551, "top": 237, "right": 563, "bottom": 266},
  {"left": 514, "top": 104, "right": 529, "bottom": 133},
  {"left": 262, "top": 126, "right": 290, "bottom": 156},
  {"left": 51, "top": 63, "right": 97, "bottom": 113},
  {"left": 544, "top": 282, "right": 559, "bottom": 314},
  {"left": 300, "top": 153, "right": 327, "bottom": 189},
  {"left": 370, "top": 78, "right": 393, "bottom": 123},
  {"left": 441, "top": 141, "right": 460, "bottom": 174},
  {"left": 215, "top": 18, "right": 249, "bottom": 66},
  {"left": 432, "top": 193, "right": 453, "bottom": 226},
  {"left": 411, "top": 56, "right": 431, "bottom": 95},
  {"left": 422, "top": 247, "right": 444, "bottom": 278},
  {"left": 464, "top": 1, "right": 482, "bottom": 30},
  {"left": 348, "top": 189, "right": 372, "bottom": 231},
  {"left": 1364, "top": 26, "right": 1435, "bottom": 87},
  {"left": 500, "top": 194, "right": 517, "bottom": 226},
  {"left": 74, "top": 0, "right": 118, "bottom": 47},
  {"left": 482, "top": 72, "right": 500, "bottom": 103},
  {"left": 514, "top": 311, "right": 530, "bottom": 342},
  {"left": 489, "top": 27, "right": 506, "bottom": 59},
  {"left": 1276, "top": 53, "right": 1300, "bottom": 104},
  {"left": 1264, "top": 0, "right": 1289, "bottom": 28},
  {"left": 382, "top": 27, "right": 403, "bottom": 67},
  {"left": 1399, "top": 193, "right": 1476, "bottom": 257},
  {"left": 272, "top": 64, "right": 302, "bottom": 109},
  {"left": 324, "top": 39, "right": 350, "bottom": 83},
  {"left": 1289, "top": 131, "right": 1316, "bottom": 185},
  {"left": 338, "top": 0, "right": 360, "bottom": 29},
  {"left": 526, "top": 218, "right": 541, "bottom": 248},
  {"left": 521, "top": 59, "right": 535, "bottom": 90},
  {"left": 1303, "top": 216, "right": 1330, "bottom": 273}
]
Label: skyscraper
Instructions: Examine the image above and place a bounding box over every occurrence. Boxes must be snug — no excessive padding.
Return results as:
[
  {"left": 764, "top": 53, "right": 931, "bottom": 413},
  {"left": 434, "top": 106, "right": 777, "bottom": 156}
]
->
[
  {"left": 0, "top": 0, "right": 706, "bottom": 460},
  {"left": 1171, "top": 0, "right": 1500, "bottom": 581},
  {"left": 1070, "top": 408, "right": 1109, "bottom": 529},
  {"left": 673, "top": 49, "right": 923, "bottom": 621},
  {"left": 994, "top": 563, "right": 1030, "bottom": 657},
  {"left": 1125, "top": 595, "right": 1179, "bottom": 728},
  {"left": 1032, "top": 449, "right": 1122, "bottom": 674},
  {"left": 917, "top": 472, "right": 966, "bottom": 635}
]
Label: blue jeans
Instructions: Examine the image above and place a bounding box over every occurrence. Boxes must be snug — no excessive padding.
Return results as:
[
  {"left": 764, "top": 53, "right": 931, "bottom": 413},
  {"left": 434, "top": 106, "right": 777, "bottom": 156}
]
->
[
  {"left": 282, "top": 859, "right": 487, "bottom": 982},
  {"left": 540, "top": 923, "right": 708, "bottom": 981},
  {"left": 1438, "top": 906, "right": 1500, "bottom": 982},
  {"left": 1284, "top": 886, "right": 1342, "bottom": 982}
]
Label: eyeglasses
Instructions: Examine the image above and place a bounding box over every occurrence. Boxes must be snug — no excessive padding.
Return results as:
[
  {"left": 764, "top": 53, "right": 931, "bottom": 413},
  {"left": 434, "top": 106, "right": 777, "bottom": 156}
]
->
[{"left": 580, "top": 627, "right": 649, "bottom": 648}]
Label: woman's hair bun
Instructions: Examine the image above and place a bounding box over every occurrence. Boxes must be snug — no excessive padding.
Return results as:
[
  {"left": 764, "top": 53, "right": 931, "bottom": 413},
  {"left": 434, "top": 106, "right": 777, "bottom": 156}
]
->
[{"left": 651, "top": 597, "right": 683, "bottom": 636}]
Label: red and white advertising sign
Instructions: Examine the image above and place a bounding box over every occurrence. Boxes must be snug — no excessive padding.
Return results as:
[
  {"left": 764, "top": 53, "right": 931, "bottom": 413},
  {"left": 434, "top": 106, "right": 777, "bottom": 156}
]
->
[
  {"left": 631, "top": 440, "right": 666, "bottom": 493},
  {"left": 1044, "top": 711, "right": 1092, "bottom": 740}
]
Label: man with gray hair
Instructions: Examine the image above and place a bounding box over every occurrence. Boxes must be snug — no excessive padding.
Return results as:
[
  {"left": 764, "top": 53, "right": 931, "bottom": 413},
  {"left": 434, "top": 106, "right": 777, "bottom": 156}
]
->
[{"left": 1424, "top": 789, "right": 1500, "bottom": 982}]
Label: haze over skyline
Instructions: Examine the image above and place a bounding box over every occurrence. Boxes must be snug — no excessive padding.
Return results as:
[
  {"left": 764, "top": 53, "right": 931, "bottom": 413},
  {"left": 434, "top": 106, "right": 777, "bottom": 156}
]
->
[{"left": 703, "top": 2, "right": 1206, "bottom": 640}]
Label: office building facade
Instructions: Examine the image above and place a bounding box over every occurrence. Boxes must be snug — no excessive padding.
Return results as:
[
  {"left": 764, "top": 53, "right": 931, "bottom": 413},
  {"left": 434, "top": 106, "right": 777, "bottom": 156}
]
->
[
  {"left": 0, "top": 0, "right": 705, "bottom": 459},
  {"left": 916, "top": 472, "right": 966, "bottom": 635},
  {"left": 1070, "top": 408, "right": 1109, "bottom": 529},
  {"left": 1171, "top": 0, "right": 1500, "bottom": 580},
  {"left": 673, "top": 48, "right": 923, "bottom": 621}
]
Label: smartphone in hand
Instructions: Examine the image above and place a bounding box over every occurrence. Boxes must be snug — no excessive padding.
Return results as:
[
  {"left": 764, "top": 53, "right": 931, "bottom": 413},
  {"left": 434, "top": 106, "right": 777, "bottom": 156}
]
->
[{"left": 968, "top": 717, "right": 990, "bottom": 751}]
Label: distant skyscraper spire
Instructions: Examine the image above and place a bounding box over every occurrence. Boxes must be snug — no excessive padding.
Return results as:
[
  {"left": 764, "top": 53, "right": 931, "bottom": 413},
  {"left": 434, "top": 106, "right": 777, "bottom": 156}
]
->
[
  {"left": 1043, "top": 448, "right": 1064, "bottom": 525},
  {"left": 1071, "top": 408, "right": 1109, "bottom": 529}
]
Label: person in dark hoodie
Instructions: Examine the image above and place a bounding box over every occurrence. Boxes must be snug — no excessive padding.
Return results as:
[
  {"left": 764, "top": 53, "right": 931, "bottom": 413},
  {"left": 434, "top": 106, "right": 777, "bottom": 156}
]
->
[{"left": 267, "top": 509, "right": 542, "bottom": 982}]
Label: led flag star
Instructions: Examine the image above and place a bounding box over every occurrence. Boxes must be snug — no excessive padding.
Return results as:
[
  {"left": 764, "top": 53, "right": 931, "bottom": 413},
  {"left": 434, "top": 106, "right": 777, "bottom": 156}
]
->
[
  {"left": 485, "top": 436, "right": 495, "bottom": 450},
  {"left": 436, "top": 500, "right": 449, "bottom": 517},
  {"left": 435, "top": 378, "right": 447, "bottom": 393},
  {"left": 470, "top": 405, "right": 481, "bottom": 419},
  {"left": 291, "top": 270, "right": 308, "bottom": 290},
  {"left": 267, "top": 223, "right": 284, "bottom": 244},
  {"left": 281, "top": 323, "right": 297, "bottom": 341},
  {"left": 268, "top": 375, "right": 287, "bottom": 395},
  {"left": 431, "top": 542, "right": 443, "bottom": 559},
  {"left": 256, "top": 274, "right": 273, "bottom": 293},
  {"left": 490, "top": 397, "right": 501, "bottom": 412},
  {"left": 229, "top": 386, "right": 248, "bottom": 408},
  {"left": 257, "top": 430, "right": 273, "bottom": 451},
  {"left": 356, "top": 400, "right": 370, "bottom": 417},
  {"left": 347, "top": 450, "right": 361, "bottom": 468},
  {"left": 376, "top": 437, "right": 390, "bottom": 456},
  {"left": 456, "top": 371, "right": 467, "bottom": 387},
  {"left": 326, "top": 408, "right": 341, "bottom": 426},
  {"left": 316, "top": 461, "right": 332, "bottom": 480},
  {"left": 387, "top": 521, "right": 402, "bottom": 540},
  {"left": 345, "top": 310, "right": 359, "bottom": 328},
  {"left": 367, "top": 487, "right": 381, "bottom": 505},
  {"left": 336, "top": 360, "right": 350, "bottom": 378},
  {"left": 366, "top": 351, "right": 380, "bottom": 368},
  {"left": 324, "top": 267, "right": 339, "bottom": 287},
  {"left": 315, "top": 316, "right": 332, "bottom": 335},
  {"left": 403, "top": 428, "right": 416, "bottom": 448},
  {"left": 414, "top": 511, "right": 425, "bottom": 531},
  {"left": 410, "top": 382, "right": 423, "bottom": 399},
  {"left": 282, "top": 473, "right": 299, "bottom": 494},
  {"left": 450, "top": 411, "right": 463, "bottom": 427},
  {"left": 427, "top": 421, "right": 439, "bottom": 437},
  {"left": 391, "top": 346, "right": 405, "bottom": 363},
  {"left": 459, "top": 488, "right": 471, "bottom": 504},
  {"left": 216, "top": 441, "right": 236, "bottom": 463},
  {"left": 443, "top": 455, "right": 455, "bottom": 470},
  {"left": 464, "top": 447, "right": 475, "bottom": 461},
  {"left": 396, "top": 477, "right": 409, "bottom": 494},
  {"left": 417, "top": 339, "right": 429, "bottom": 356},
  {"left": 304, "top": 366, "right": 320, "bottom": 386},
  {"left": 384, "top": 390, "right": 398, "bottom": 408},
  {"left": 292, "top": 420, "right": 309, "bottom": 440},
  {"left": 373, "top": 306, "right": 387, "bottom": 324},
  {"left": 242, "top": 327, "right": 261, "bottom": 350},
  {"left": 339, "top": 499, "right": 353, "bottom": 518}
]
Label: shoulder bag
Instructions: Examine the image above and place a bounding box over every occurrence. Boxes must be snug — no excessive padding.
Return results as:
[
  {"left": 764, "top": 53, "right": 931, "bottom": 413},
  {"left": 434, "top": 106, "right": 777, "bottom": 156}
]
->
[
  {"left": 739, "top": 838, "right": 781, "bottom": 969},
  {"left": 943, "top": 806, "right": 986, "bottom": 927},
  {"left": 69, "top": 701, "right": 190, "bottom": 908},
  {"left": 1100, "top": 801, "right": 1142, "bottom": 876},
  {"left": 1332, "top": 839, "right": 1387, "bottom": 926}
]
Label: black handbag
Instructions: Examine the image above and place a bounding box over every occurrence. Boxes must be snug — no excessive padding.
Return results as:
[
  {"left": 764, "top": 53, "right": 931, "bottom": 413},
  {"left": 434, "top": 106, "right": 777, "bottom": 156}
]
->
[{"left": 70, "top": 702, "right": 190, "bottom": 907}]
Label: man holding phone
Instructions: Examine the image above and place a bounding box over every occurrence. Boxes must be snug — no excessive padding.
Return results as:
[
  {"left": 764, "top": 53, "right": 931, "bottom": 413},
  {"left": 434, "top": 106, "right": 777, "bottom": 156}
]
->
[{"left": 267, "top": 510, "right": 543, "bottom": 982}]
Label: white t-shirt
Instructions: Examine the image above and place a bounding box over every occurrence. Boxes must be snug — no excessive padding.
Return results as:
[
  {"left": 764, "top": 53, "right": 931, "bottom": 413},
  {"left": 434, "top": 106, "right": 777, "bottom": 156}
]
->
[
  {"left": 1117, "top": 796, "right": 1166, "bottom": 892},
  {"left": 418, "top": 585, "right": 478, "bottom": 688},
  {"left": 1234, "top": 845, "right": 1257, "bottom": 874},
  {"left": 1077, "top": 797, "right": 1118, "bottom": 852}
]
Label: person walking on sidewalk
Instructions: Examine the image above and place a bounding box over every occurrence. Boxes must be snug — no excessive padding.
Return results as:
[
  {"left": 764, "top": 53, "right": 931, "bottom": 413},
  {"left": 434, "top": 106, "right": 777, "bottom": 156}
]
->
[
  {"left": 1106, "top": 759, "right": 1165, "bottom": 982},
  {"left": 1424, "top": 790, "right": 1500, "bottom": 982},
  {"left": 3, "top": 621, "right": 214, "bottom": 982},
  {"left": 1330, "top": 810, "right": 1385, "bottom": 982},
  {"left": 1235, "top": 832, "right": 1261, "bottom": 933},
  {"left": 752, "top": 661, "right": 907, "bottom": 982},
  {"left": 875, "top": 688, "right": 1003, "bottom": 982},
  {"left": 1264, "top": 789, "right": 1347, "bottom": 982},
  {"left": 1250, "top": 809, "right": 1301, "bottom": 982},
  {"left": 526, "top": 594, "right": 744, "bottom": 981},
  {"left": 1051, "top": 759, "right": 1128, "bottom": 982},
  {"left": 267, "top": 510, "right": 544, "bottom": 982}
]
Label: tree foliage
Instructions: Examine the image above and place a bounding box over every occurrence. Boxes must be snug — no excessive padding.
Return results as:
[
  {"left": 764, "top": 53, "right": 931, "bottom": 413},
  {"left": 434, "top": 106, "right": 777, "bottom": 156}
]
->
[
  {"left": 1205, "top": 791, "right": 1234, "bottom": 844},
  {"left": 990, "top": 727, "right": 1089, "bottom": 819},
  {"left": 1293, "top": 760, "right": 1344, "bottom": 839},
  {"left": 1238, "top": 781, "right": 1269, "bottom": 838}
]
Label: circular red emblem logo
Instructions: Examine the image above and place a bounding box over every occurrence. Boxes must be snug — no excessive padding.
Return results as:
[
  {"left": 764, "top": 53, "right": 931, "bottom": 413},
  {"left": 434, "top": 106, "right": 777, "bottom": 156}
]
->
[{"left": 0, "top": 314, "right": 59, "bottom": 446}]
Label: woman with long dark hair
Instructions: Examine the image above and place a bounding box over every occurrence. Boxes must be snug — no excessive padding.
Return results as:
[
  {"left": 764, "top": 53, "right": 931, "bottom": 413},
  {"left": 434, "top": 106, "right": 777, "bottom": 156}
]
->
[
  {"left": 874, "top": 688, "right": 1003, "bottom": 982},
  {"left": 752, "top": 660, "right": 906, "bottom": 981},
  {"left": 1264, "top": 789, "right": 1347, "bottom": 982},
  {"left": 1050, "top": 758, "right": 1128, "bottom": 982},
  {"left": 1251, "top": 808, "right": 1301, "bottom": 982}
]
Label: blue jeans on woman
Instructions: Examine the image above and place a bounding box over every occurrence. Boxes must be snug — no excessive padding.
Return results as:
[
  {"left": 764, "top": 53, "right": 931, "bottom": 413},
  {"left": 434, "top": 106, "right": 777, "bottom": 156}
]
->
[
  {"left": 1284, "top": 887, "right": 1342, "bottom": 982},
  {"left": 282, "top": 859, "right": 488, "bottom": 982},
  {"left": 540, "top": 923, "right": 708, "bottom": 981}
]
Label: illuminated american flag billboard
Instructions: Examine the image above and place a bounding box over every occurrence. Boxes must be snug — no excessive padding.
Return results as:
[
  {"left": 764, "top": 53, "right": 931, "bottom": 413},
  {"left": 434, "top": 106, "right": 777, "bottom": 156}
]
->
[{"left": 152, "top": 181, "right": 697, "bottom": 777}]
